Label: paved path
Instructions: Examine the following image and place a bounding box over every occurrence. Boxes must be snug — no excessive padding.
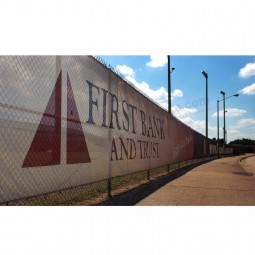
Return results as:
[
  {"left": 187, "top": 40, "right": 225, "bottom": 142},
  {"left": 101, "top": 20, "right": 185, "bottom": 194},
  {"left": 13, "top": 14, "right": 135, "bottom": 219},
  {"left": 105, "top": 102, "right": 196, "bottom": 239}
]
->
[
  {"left": 240, "top": 155, "right": 255, "bottom": 175},
  {"left": 136, "top": 154, "right": 255, "bottom": 206}
]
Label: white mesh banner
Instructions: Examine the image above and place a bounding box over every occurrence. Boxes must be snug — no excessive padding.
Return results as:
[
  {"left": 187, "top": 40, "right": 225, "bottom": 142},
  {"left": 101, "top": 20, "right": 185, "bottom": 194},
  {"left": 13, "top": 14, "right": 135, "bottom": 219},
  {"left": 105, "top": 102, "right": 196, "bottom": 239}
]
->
[{"left": 0, "top": 56, "right": 231, "bottom": 202}]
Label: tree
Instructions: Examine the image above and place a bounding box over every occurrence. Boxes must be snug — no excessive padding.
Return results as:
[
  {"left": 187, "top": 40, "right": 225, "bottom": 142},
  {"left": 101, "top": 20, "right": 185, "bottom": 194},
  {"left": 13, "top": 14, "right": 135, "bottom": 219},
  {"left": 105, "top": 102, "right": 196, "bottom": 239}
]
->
[
  {"left": 229, "top": 138, "right": 255, "bottom": 145},
  {"left": 218, "top": 138, "right": 225, "bottom": 144}
]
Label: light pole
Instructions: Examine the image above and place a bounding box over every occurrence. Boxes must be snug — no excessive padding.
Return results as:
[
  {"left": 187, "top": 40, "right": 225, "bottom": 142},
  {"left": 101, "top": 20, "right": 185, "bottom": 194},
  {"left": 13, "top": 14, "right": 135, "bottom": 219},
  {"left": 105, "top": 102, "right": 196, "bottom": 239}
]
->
[
  {"left": 220, "top": 91, "right": 226, "bottom": 143},
  {"left": 217, "top": 99, "right": 220, "bottom": 158},
  {"left": 201, "top": 71, "right": 208, "bottom": 139},
  {"left": 225, "top": 110, "right": 228, "bottom": 143},
  {"left": 217, "top": 91, "right": 239, "bottom": 146},
  {"left": 217, "top": 100, "right": 219, "bottom": 140},
  {"left": 168, "top": 55, "right": 175, "bottom": 114}
]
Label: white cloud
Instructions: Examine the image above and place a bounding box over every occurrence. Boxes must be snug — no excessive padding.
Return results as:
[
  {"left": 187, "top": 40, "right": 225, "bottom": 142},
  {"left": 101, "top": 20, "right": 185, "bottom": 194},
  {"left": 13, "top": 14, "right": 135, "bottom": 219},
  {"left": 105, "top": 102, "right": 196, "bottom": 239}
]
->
[
  {"left": 237, "top": 118, "right": 255, "bottom": 127},
  {"left": 188, "top": 119, "right": 216, "bottom": 133},
  {"left": 125, "top": 76, "right": 168, "bottom": 108},
  {"left": 212, "top": 108, "right": 246, "bottom": 117},
  {"left": 171, "top": 105, "right": 252, "bottom": 142},
  {"left": 229, "top": 118, "right": 255, "bottom": 132},
  {"left": 116, "top": 65, "right": 135, "bottom": 77},
  {"left": 239, "top": 83, "right": 255, "bottom": 95},
  {"left": 227, "top": 118, "right": 255, "bottom": 142},
  {"left": 227, "top": 129, "right": 248, "bottom": 141},
  {"left": 172, "top": 105, "right": 204, "bottom": 133},
  {"left": 160, "top": 102, "right": 168, "bottom": 110},
  {"left": 176, "top": 116, "right": 217, "bottom": 136},
  {"left": 171, "top": 104, "right": 218, "bottom": 136},
  {"left": 180, "top": 117, "right": 194, "bottom": 124},
  {"left": 239, "top": 62, "right": 255, "bottom": 78},
  {"left": 146, "top": 55, "right": 168, "bottom": 68},
  {"left": 172, "top": 89, "right": 183, "bottom": 98},
  {"left": 189, "top": 119, "right": 205, "bottom": 131},
  {"left": 171, "top": 105, "right": 197, "bottom": 118},
  {"left": 228, "top": 129, "right": 240, "bottom": 135},
  {"left": 116, "top": 64, "right": 183, "bottom": 110}
]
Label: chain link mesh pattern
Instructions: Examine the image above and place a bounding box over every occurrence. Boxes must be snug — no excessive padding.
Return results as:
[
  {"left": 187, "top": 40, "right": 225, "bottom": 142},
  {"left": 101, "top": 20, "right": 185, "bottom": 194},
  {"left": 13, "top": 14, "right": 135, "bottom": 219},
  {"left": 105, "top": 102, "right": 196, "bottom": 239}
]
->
[{"left": 0, "top": 56, "right": 233, "bottom": 205}]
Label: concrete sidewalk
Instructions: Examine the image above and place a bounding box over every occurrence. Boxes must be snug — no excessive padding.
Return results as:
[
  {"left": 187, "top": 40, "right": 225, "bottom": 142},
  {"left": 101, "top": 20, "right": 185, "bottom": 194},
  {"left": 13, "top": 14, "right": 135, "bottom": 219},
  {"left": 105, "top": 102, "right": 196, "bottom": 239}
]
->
[{"left": 136, "top": 154, "right": 255, "bottom": 206}]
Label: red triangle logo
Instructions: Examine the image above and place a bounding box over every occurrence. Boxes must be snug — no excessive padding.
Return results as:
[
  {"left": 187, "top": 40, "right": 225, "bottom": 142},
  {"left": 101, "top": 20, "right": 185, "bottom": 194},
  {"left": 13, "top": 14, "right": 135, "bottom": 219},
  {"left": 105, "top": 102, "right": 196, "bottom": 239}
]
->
[
  {"left": 22, "top": 71, "right": 62, "bottom": 168},
  {"left": 67, "top": 73, "right": 91, "bottom": 164}
]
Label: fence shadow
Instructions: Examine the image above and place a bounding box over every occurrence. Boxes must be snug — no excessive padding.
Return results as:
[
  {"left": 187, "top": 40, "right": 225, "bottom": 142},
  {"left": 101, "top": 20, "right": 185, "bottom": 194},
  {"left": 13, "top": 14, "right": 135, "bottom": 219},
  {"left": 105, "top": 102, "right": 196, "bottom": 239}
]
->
[{"left": 95, "top": 159, "right": 213, "bottom": 206}]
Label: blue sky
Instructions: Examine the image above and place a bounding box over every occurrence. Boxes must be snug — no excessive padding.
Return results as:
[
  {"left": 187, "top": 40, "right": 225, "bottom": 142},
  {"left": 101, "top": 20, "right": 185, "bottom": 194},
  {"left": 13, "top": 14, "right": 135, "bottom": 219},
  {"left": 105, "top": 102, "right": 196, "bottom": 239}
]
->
[{"left": 100, "top": 56, "right": 255, "bottom": 143}]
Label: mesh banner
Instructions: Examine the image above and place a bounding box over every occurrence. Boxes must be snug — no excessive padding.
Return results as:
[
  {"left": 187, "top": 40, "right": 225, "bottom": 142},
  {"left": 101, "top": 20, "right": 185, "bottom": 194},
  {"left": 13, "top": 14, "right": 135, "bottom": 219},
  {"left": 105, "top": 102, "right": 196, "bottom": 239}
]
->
[{"left": 0, "top": 56, "right": 233, "bottom": 203}]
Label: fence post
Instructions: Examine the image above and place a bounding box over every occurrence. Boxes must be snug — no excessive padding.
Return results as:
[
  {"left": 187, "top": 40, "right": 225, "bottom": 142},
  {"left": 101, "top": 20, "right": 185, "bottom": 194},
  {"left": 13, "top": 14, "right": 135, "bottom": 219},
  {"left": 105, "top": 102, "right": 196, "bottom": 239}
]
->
[
  {"left": 147, "top": 169, "right": 150, "bottom": 181},
  {"left": 107, "top": 178, "right": 112, "bottom": 199}
]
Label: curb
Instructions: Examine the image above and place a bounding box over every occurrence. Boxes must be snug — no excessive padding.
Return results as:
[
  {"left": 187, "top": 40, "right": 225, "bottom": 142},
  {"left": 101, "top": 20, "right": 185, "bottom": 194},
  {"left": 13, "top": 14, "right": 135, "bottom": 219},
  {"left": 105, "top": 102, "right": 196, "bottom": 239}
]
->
[
  {"left": 239, "top": 154, "right": 255, "bottom": 175},
  {"left": 239, "top": 153, "right": 255, "bottom": 163}
]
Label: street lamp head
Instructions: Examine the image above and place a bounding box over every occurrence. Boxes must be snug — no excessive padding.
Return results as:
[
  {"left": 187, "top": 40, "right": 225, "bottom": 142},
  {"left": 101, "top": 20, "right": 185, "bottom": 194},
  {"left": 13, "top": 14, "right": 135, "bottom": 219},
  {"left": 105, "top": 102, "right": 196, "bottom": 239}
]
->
[
  {"left": 234, "top": 93, "right": 239, "bottom": 97},
  {"left": 201, "top": 70, "right": 208, "bottom": 78},
  {"left": 220, "top": 91, "right": 225, "bottom": 95},
  {"left": 171, "top": 67, "right": 175, "bottom": 72}
]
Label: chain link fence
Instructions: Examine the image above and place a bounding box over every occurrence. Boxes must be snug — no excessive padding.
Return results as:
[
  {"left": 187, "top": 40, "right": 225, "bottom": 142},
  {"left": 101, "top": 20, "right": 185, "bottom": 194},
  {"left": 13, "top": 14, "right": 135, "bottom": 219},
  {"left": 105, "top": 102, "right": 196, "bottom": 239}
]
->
[
  {"left": 0, "top": 56, "right": 232, "bottom": 205},
  {"left": 5, "top": 156, "right": 218, "bottom": 205}
]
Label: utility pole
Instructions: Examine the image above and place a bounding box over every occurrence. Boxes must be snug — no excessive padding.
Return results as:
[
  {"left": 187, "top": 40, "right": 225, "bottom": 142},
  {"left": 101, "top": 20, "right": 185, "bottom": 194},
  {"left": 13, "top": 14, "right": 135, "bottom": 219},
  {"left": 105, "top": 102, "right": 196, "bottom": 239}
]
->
[
  {"left": 220, "top": 91, "right": 226, "bottom": 143},
  {"left": 201, "top": 71, "right": 208, "bottom": 139},
  {"left": 168, "top": 55, "right": 171, "bottom": 114},
  {"left": 168, "top": 55, "right": 175, "bottom": 114}
]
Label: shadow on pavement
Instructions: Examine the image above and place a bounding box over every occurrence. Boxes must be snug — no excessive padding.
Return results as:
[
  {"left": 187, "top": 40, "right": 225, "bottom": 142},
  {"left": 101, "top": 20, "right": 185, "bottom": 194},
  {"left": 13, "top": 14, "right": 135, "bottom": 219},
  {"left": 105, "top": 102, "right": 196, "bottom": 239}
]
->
[{"left": 95, "top": 159, "right": 213, "bottom": 206}]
